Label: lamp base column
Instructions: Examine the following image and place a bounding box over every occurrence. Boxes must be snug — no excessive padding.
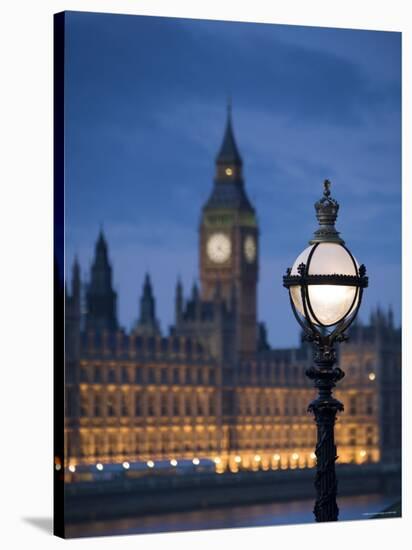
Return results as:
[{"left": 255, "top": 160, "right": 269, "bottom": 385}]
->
[{"left": 306, "top": 361, "right": 344, "bottom": 522}]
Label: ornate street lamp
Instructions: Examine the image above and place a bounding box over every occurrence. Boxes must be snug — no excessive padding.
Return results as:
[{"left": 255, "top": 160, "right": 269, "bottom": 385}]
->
[{"left": 283, "top": 180, "right": 368, "bottom": 522}]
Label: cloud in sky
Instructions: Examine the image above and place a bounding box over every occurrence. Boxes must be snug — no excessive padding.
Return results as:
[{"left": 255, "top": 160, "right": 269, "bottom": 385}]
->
[{"left": 64, "top": 12, "right": 401, "bottom": 348}]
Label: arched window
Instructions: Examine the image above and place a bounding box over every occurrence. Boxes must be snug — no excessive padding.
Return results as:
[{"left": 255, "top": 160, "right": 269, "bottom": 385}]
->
[
  {"left": 246, "top": 394, "right": 253, "bottom": 415},
  {"left": 148, "top": 394, "right": 156, "bottom": 416},
  {"left": 107, "top": 394, "right": 116, "bottom": 416},
  {"left": 209, "top": 398, "right": 216, "bottom": 416},
  {"left": 148, "top": 368, "right": 156, "bottom": 384},
  {"left": 160, "top": 394, "right": 168, "bottom": 416},
  {"left": 173, "top": 395, "right": 180, "bottom": 416},
  {"left": 108, "top": 368, "right": 116, "bottom": 384},
  {"left": 80, "top": 394, "right": 88, "bottom": 417},
  {"left": 109, "top": 433, "right": 118, "bottom": 456},
  {"left": 199, "top": 394, "right": 208, "bottom": 416},
  {"left": 349, "top": 427, "right": 357, "bottom": 446},
  {"left": 366, "top": 426, "right": 373, "bottom": 446},
  {"left": 121, "top": 393, "right": 128, "bottom": 416},
  {"left": 161, "top": 368, "right": 168, "bottom": 385},
  {"left": 95, "top": 366, "right": 102, "bottom": 383},
  {"left": 135, "top": 392, "right": 142, "bottom": 416},
  {"left": 209, "top": 370, "right": 215, "bottom": 385},
  {"left": 366, "top": 395, "right": 373, "bottom": 415},
  {"left": 121, "top": 366, "right": 128, "bottom": 384},
  {"left": 185, "top": 397, "right": 191, "bottom": 416},
  {"left": 94, "top": 394, "right": 102, "bottom": 417},
  {"left": 349, "top": 396, "right": 357, "bottom": 415},
  {"left": 284, "top": 394, "right": 290, "bottom": 416},
  {"left": 182, "top": 368, "right": 188, "bottom": 384},
  {"left": 135, "top": 368, "right": 142, "bottom": 384}
]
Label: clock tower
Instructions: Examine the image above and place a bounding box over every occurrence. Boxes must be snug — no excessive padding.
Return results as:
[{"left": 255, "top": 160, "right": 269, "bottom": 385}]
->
[{"left": 199, "top": 105, "right": 259, "bottom": 358}]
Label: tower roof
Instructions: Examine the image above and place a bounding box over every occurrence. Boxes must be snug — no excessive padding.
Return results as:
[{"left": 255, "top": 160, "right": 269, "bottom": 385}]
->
[
  {"left": 94, "top": 228, "right": 110, "bottom": 268},
  {"left": 204, "top": 102, "right": 254, "bottom": 214},
  {"left": 216, "top": 103, "right": 243, "bottom": 167},
  {"left": 143, "top": 273, "right": 154, "bottom": 298},
  {"left": 86, "top": 230, "right": 118, "bottom": 332}
]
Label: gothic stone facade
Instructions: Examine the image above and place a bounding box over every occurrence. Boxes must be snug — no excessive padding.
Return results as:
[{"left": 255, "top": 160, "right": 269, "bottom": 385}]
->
[{"left": 64, "top": 111, "right": 401, "bottom": 475}]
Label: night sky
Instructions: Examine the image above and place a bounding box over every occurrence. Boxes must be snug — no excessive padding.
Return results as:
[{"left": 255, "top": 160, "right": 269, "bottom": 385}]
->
[{"left": 64, "top": 11, "right": 401, "bottom": 348}]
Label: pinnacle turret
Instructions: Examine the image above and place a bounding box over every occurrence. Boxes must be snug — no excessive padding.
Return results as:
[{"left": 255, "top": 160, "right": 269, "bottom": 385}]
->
[
  {"left": 134, "top": 273, "right": 160, "bottom": 336},
  {"left": 85, "top": 231, "right": 118, "bottom": 332}
]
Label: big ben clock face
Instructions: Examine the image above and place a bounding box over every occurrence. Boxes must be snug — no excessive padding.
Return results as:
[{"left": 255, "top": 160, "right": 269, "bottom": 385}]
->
[
  {"left": 207, "top": 233, "right": 231, "bottom": 264},
  {"left": 244, "top": 235, "right": 256, "bottom": 263}
]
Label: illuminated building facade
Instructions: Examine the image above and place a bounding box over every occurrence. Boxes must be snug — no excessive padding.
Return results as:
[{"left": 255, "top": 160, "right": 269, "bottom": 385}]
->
[{"left": 64, "top": 110, "right": 401, "bottom": 476}]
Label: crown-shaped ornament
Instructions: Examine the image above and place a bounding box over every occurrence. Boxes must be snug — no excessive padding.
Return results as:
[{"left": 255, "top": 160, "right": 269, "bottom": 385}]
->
[{"left": 309, "top": 180, "right": 344, "bottom": 244}]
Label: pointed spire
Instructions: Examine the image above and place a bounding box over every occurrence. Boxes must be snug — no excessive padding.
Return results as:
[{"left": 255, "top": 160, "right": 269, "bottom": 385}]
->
[
  {"left": 191, "top": 280, "right": 199, "bottom": 301},
  {"left": 95, "top": 227, "right": 109, "bottom": 267},
  {"left": 91, "top": 230, "right": 111, "bottom": 278},
  {"left": 72, "top": 254, "right": 80, "bottom": 278},
  {"left": 86, "top": 230, "right": 118, "bottom": 332},
  {"left": 376, "top": 303, "right": 382, "bottom": 322},
  {"left": 135, "top": 272, "right": 160, "bottom": 336},
  {"left": 216, "top": 101, "right": 243, "bottom": 167},
  {"left": 143, "top": 272, "right": 152, "bottom": 295},
  {"left": 140, "top": 273, "right": 154, "bottom": 317},
  {"left": 175, "top": 276, "right": 183, "bottom": 323},
  {"left": 388, "top": 304, "right": 394, "bottom": 328},
  {"left": 97, "top": 225, "right": 106, "bottom": 245},
  {"left": 175, "top": 276, "right": 183, "bottom": 301}
]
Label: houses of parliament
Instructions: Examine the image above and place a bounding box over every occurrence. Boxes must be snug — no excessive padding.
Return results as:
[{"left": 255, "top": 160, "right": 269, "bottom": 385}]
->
[{"left": 64, "top": 109, "right": 401, "bottom": 477}]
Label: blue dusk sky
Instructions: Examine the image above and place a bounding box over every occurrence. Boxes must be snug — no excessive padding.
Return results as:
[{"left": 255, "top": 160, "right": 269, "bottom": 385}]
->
[{"left": 64, "top": 11, "right": 401, "bottom": 348}]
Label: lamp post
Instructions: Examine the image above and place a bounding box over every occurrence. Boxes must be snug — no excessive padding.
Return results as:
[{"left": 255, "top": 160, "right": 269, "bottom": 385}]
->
[{"left": 283, "top": 180, "right": 368, "bottom": 522}]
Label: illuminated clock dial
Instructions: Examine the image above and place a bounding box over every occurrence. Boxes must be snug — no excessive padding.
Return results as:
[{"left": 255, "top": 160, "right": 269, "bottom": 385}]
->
[
  {"left": 207, "top": 233, "right": 231, "bottom": 264},
  {"left": 244, "top": 235, "right": 256, "bottom": 263}
]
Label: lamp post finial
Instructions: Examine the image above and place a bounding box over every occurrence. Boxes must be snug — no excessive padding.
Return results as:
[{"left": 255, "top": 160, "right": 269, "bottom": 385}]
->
[{"left": 323, "top": 179, "right": 331, "bottom": 197}]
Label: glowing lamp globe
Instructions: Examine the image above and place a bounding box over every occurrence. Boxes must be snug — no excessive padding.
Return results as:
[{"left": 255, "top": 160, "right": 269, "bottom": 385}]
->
[
  {"left": 283, "top": 180, "right": 368, "bottom": 337},
  {"left": 290, "top": 243, "right": 360, "bottom": 326}
]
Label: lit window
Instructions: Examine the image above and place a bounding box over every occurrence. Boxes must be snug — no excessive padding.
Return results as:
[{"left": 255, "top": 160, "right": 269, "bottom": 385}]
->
[{"left": 349, "top": 396, "right": 357, "bottom": 415}]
